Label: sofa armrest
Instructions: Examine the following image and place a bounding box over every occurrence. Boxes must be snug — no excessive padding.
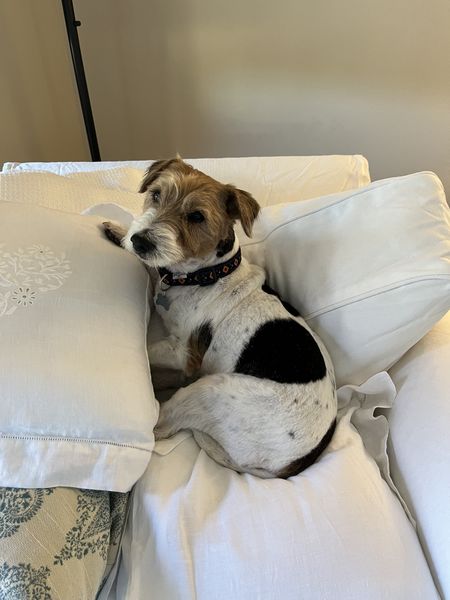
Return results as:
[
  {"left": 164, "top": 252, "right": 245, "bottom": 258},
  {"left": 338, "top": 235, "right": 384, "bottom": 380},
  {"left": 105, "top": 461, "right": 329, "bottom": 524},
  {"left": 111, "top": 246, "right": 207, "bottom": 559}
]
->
[{"left": 388, "top": 311, "right": 450, "bottom": 598}]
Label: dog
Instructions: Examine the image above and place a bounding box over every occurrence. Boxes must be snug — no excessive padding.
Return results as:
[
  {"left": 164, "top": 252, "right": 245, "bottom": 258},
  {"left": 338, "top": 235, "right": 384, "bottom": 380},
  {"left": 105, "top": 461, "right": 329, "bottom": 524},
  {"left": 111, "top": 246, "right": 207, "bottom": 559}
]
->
[{"left": 103, "top": 158, "right": 337, "bottom": 478}]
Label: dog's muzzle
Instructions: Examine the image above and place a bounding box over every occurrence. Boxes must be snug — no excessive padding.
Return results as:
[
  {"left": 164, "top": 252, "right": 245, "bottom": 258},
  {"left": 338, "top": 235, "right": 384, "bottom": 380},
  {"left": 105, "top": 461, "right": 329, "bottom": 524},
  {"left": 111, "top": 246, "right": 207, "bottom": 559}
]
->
[{"left": 131, "top": 231, "right": 156, "bottom": 257}]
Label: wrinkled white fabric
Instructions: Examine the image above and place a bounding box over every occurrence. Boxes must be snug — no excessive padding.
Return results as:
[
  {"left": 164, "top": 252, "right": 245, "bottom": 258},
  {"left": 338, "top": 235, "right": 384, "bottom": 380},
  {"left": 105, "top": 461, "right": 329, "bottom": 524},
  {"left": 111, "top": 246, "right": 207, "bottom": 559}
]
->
[
  {"left": 337, "top": 372, "right": 414, "bottom": 524},
  {"left": 104, "top": 374, "right": 438, "bottom": 600}
]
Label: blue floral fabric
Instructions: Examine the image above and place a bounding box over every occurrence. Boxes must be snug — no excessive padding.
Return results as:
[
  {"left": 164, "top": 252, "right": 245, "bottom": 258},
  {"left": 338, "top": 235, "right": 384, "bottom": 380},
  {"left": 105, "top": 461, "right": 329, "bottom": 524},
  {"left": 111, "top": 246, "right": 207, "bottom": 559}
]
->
[
  {"left": 0, "top": 489, "right": 54, "bottom": 539},
  {"left": 0, "top": 487, "right": 129, "bottom": 599}
]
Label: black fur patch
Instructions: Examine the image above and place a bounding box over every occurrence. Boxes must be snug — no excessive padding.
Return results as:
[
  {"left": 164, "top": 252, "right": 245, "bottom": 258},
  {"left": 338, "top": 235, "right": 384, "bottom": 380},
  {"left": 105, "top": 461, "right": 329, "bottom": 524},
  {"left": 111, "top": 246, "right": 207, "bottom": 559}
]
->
[
  {"left": 234, "top": 319, "right": 326, "bottom": 384},
  {"left": 277, "top": 419, "right": 336, "bottom": 478},
  {"left": 216, "top": 230, "right": 235, "bottom": 257},
  {"left": 197, "top": 322, "right": 213, "bottom": 355},
  {"left": 262, "top": 283, "right": 300, "bottom": 317}
]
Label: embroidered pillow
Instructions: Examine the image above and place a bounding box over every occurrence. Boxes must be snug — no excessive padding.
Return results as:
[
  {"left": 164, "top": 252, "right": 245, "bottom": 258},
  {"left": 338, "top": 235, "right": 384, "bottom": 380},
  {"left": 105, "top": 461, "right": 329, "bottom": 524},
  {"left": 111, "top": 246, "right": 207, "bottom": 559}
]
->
[{"left": 0, "top": 202, "right": 156, "bottom": 492}]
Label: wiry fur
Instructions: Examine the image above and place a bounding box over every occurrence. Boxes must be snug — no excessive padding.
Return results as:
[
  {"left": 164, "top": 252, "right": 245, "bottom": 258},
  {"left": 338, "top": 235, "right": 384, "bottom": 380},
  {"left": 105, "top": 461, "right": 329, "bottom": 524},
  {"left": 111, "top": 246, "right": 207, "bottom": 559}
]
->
[{"left": 103, "top": 158, "right": 337, "bottom": 478}]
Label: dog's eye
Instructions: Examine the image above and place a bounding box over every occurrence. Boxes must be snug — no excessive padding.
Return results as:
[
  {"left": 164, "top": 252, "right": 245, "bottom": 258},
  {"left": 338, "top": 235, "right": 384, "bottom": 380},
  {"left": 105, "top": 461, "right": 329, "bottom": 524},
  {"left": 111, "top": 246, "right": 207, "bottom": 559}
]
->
[
  {"left": 187, "top": 211, "right": 205, "bottom": 223},
  {"left": 152, "top": 190, "right": 161, "bottom": 204}
]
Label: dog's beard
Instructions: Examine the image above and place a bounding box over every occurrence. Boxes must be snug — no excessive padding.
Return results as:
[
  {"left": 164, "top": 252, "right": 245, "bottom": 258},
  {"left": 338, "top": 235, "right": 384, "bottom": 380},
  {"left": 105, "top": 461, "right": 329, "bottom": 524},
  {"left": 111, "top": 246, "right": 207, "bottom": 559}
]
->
[
  {"left": 139, "top": 229, "right": 184, "bottom": 268},
  {"left": 124, "top": 215, "right": 184, "bottom": 268}
]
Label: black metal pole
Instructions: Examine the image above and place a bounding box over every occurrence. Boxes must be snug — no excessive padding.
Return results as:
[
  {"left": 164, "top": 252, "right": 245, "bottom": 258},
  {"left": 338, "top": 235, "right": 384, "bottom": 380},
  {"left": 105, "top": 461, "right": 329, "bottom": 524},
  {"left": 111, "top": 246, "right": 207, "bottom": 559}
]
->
[{"left": 61, "top": 0, "right": 101, "bottom": 161}]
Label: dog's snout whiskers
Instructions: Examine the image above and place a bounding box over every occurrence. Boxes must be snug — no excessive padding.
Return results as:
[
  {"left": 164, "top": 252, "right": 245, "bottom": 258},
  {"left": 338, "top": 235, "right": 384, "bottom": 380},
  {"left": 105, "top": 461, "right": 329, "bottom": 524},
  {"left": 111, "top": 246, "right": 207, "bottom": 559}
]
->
[{"left": 131, "top": 231, "right": 156, "bottom": 256}]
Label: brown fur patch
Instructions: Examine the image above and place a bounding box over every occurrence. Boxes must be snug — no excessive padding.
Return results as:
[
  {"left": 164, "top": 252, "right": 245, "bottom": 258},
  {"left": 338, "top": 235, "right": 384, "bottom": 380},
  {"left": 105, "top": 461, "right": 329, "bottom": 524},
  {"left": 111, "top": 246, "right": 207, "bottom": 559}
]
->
[
  {"left": 186, "top": 322, "right": 212, "bottom": 376},
  {"left": 139, "top": 158, "right": 193, "bottom": 193},
  {"left": 225, "top": 186, "right": 260, "bottom": 237}
]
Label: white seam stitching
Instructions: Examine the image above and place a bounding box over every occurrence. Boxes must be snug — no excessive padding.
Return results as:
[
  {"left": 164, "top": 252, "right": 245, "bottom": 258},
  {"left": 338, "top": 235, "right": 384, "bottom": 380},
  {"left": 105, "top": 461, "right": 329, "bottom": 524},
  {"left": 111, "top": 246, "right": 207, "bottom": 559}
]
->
[
  {"left": 241, "top": 172, "right": 443, "bottom": 248},
  {"left": 304, "top": 275, "right": 450, "bottom": 319},
  {"left": 0, "top": 433, "right": 151, "bottom": 452}
]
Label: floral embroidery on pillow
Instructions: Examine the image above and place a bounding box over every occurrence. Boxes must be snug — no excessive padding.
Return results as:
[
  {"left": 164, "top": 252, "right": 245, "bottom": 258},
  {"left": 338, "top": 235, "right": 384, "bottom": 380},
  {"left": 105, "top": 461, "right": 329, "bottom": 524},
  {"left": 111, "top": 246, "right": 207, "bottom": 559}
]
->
[{"left": 0, "top": 245, "right": 71, "bottom": 317}]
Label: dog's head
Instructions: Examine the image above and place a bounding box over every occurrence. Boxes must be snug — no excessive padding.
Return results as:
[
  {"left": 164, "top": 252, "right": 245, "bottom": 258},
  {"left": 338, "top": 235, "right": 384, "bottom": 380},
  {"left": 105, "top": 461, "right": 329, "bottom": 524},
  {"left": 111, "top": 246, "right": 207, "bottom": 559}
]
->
[{"left": 124, "top": 158, "right": 260, "bottom": 268}]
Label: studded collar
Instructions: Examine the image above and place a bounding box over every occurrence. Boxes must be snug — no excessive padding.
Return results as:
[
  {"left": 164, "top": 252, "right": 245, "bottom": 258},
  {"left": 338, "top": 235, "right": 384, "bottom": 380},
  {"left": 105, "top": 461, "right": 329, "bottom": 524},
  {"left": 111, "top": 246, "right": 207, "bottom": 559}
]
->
[{"left": 158, "top": 248, "right": 242, "bottom": 288}]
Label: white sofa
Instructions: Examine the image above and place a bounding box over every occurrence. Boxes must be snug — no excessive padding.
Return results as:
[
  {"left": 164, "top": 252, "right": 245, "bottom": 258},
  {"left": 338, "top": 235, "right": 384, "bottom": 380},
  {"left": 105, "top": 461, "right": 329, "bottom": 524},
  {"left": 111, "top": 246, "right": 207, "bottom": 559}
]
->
[{"left": 0, "top": 156, "right": 449, "bottom": 600}]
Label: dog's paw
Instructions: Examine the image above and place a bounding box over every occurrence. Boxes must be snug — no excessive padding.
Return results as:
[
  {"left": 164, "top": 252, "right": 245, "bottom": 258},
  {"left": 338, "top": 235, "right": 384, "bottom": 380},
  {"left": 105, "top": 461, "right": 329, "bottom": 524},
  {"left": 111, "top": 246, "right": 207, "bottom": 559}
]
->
[
  {"left": 154, "top": 402, "right": 179, "bottom": 440},
  {"left": 153, "top": 423, "right": 175, "bottom": 441},
  {"left": 102, "top": 221, "right": 126, "bottom": 247}
]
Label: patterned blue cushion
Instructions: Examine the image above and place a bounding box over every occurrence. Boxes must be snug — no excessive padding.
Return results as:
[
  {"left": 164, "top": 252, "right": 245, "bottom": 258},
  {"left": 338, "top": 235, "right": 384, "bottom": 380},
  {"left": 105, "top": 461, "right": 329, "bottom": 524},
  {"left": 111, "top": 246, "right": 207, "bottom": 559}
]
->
[{"left": 0, "top": 487, "right": 129, "bottom": 599}]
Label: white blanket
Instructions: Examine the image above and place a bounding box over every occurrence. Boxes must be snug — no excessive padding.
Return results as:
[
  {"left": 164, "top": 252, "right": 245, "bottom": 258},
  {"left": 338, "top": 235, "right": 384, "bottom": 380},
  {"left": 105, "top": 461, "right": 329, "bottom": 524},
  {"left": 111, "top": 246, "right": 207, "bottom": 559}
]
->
[{"left": 100, "top": 376, "right": 435, "bottom": 600}]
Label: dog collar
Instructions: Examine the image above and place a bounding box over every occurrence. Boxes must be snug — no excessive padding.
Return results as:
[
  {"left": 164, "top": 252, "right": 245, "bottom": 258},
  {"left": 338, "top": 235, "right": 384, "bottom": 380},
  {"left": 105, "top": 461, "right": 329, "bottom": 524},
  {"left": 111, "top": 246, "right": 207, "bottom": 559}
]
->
[{"left": 158, "top": 248, "right": 242, "bottom": 287}]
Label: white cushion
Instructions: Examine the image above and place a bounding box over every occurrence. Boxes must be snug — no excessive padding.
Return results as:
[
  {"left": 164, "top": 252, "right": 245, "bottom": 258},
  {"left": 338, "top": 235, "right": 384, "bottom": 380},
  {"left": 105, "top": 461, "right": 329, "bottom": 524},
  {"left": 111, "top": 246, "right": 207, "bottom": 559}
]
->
[
  {"left": 388, "top": 311, "right": 450, "bottom": 599},
  {"left": 0, "top": 202, "right": 157, "bottom": 492},
  {"left": 241, "top": 172, "right": 450, "bottom": 386},
  {"left": 0, "top": 168, "right": 144, "bottom": 215},
  {"left": 0, "top": 155, "right": 370, "bottom": 213},
  {"left": 111, "top": 408, "right": 438, "bottom": 600}
]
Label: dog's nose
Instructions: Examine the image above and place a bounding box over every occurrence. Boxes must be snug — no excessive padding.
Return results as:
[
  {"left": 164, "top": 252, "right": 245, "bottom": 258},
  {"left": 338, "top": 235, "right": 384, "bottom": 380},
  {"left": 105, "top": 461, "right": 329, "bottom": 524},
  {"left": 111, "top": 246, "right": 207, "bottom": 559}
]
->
[{"left": 131, "top": 231, "right": 155, "bottom": 255}]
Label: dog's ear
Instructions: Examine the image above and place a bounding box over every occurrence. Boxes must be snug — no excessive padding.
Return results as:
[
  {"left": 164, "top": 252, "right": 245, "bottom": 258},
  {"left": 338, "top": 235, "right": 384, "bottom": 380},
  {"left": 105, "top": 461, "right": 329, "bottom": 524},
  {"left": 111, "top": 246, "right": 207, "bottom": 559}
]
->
[
  {"left": 139, "top": 157, "right": 193, "bottom": 193},
  {"left": 225, "top": 186, "right": 260, "bottom": 237},
  {"left": 139, "top": 159, "right": 178, "bottom": 193}
]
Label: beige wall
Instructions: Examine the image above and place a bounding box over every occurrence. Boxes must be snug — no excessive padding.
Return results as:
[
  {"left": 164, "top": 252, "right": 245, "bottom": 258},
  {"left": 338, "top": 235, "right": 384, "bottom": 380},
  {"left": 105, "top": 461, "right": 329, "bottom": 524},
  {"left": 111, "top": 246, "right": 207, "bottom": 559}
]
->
[
  {"left": 76, "top": 0, "right": 449, "bottom": 191},
  {"left": 1, "top": 1, "right": 449, "bottom": 194},
  {"left": 0, "top": 0, "right": 89, "bottom": 164}
]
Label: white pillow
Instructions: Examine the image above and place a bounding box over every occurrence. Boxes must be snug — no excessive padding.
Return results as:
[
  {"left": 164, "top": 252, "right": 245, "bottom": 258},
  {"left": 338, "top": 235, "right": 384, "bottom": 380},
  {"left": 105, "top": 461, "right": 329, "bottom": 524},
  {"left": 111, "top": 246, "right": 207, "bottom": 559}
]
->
[
  {"left": 0, "top": 202, "right": 157, "bottom": 492},
  {"left": 110, "top": 404, "right": 438, "bottom": 599},
  {"left": 0, "top": 155, "right": 370, "bottom": 213},
  {"left": 241, "top": 172, "right": 450, "bottom": 386}
]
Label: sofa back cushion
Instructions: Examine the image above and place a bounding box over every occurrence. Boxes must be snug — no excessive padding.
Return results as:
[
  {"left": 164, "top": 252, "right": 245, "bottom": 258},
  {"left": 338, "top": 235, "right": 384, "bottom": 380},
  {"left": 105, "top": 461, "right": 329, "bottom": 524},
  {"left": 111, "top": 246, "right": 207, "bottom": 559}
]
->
[
  {"left": 241, "top": 172, "right": 450, "bottom": 385},
  {"left": 0, "top": 155, "right": 370, "bottom": 213}
]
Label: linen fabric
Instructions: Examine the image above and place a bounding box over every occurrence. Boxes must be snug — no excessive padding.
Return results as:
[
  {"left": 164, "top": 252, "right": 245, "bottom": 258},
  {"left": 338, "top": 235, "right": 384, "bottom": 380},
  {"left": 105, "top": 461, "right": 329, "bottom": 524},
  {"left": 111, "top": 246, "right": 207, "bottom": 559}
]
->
[
  {"left": 0, "top": 202, "right": 157, "bottom": 491},
  {"left": 108, "top": 382, "right": 438, "bottom": 600}
]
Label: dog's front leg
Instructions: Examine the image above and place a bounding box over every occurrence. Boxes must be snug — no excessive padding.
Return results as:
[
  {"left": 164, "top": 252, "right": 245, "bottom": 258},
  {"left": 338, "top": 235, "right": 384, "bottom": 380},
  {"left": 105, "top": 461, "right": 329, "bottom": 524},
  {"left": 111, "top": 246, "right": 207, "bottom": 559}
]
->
[{"left": 102, "top": 221, "right": 127, "bottom": 247}]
